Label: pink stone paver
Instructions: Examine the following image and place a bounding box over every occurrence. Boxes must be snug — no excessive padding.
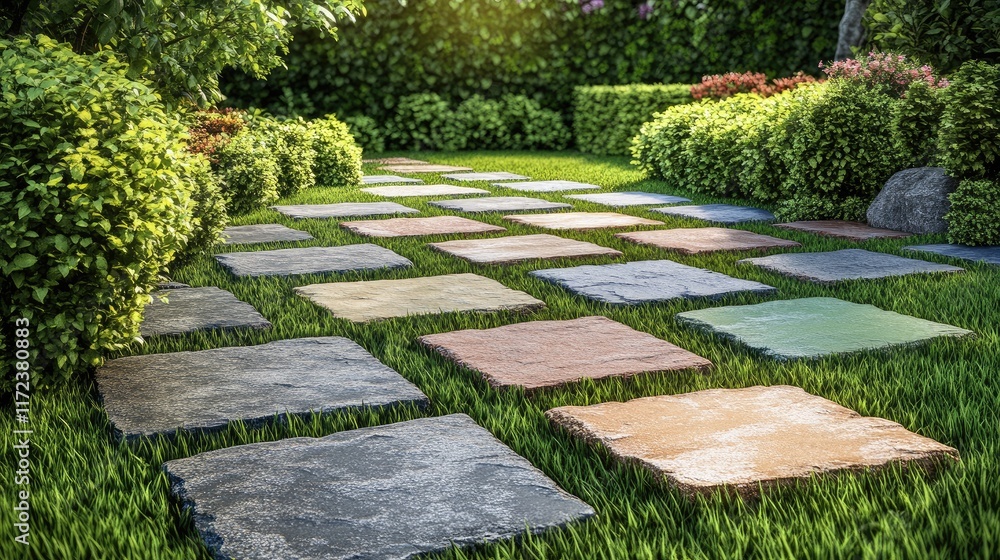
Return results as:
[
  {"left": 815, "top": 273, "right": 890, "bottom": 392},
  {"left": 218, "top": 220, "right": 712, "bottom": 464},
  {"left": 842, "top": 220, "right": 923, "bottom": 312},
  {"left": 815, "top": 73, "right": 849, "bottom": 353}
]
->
[
  {"left": 341, "top": 216, "right": 506, "bottom": 238},
  {"left": 774, "top": 220, "right": 911, "bottom": 241},
  {"left": 429, "top": 234, "right": 622, "bottom": 264},
  {"left": 617, "top": 227, "right": 800, "bottom": 254},
  {"left": 419, "top": 316, "right": 711, "bottom": 390},
  {"left": 504, "top": 212, "right": 663, "bottom": 231}
]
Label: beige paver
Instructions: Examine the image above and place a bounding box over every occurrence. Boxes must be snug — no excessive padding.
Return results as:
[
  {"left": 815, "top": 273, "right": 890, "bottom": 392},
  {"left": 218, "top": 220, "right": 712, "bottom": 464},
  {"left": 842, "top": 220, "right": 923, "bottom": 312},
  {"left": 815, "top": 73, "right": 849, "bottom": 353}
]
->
[
  {"left": 342, "top": 216, "right": 506, "bottom": 238},
  {"left": 430, "top": 234, "right": 622, "bottom": 264},
  {"left": 505, "top": 212, "right": 663, "bottom": 231},
  {"left": 617, "top": 227, "right": 800, "bottom": 254}
]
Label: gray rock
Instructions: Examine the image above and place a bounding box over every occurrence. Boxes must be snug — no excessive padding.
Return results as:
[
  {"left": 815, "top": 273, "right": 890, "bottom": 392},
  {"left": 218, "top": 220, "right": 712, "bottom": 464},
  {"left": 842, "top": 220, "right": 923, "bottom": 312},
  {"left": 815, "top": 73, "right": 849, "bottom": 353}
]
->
[
  {"left": 96, "top": 337, "right": 428, "bottom": 441},
  {"left": 214, "top": 245, "right": 412, "bottom": 278},
  {"left": 430, "top": 196, "right": 571, "bottom": 213},
  {"left": 904, "top": 244, "right": 1000, "bottom": 265},
  {"left": 566, "top": 191, "right": 691, "bottom": 206},
  {"left": 163, "top": 414, "right": 595, "bottom": 560},
  {"left": 157, "top": 282, "right": 190, "bottom": 289},
  {"left": 867, "top": 167, "right": 958, "bottom": 234},
  {"left": 140, "top": 287, "right": 271, "bottom": 337},
  {"left": 650, "top": 204, "right": 776, "bottom": 224},
  {"left": 221, "top": 224, "right": 314, "bottom": 245},
  {"left": 531, "top": 259, "right": 776, "bottom": 305},
  {"left": 271, "top": 202, "right": 420, "bottom": 219},
  {"left": 497, "top": 180, "right": 601, "bottom": 192},
  {"left": 442, "top": 172, "right": 530, "bottom": 182},
  {"left": 738, "top": 248, "right": 963, "bottom": 284},
  {"left": 360, "top": 175, "right": 423, "bottom": 184}
]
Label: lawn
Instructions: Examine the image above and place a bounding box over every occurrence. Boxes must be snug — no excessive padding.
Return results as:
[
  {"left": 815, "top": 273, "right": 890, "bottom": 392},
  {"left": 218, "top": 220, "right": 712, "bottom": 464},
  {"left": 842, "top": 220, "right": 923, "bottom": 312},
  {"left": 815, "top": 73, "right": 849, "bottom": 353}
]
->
[{"left": 4, "top": 151, "right": 998, "bottom": 559}]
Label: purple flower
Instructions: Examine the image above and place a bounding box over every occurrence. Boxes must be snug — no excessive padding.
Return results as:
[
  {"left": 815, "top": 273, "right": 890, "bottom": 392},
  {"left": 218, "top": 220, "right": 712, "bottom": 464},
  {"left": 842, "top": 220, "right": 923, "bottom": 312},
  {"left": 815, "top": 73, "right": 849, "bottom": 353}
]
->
[{"left": 638, "top": 1, "right": 654, "bottom": 19}]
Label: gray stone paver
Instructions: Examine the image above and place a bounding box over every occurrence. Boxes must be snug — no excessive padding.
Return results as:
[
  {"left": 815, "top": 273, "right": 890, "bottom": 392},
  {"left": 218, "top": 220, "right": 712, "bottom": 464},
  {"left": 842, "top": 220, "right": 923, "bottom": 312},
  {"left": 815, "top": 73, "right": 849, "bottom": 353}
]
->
[
  {"left": 617, "top": 227, "right": 799, "bottom": 254},
  {"left": 442, "top": 172, "right": 530, "bottom": 182},
  {"left": 272, "top": 202, "right": 419, "bottom": 219},
  {"left": 650, "top": 204, "right": 776, "bottom": 224},
  {"left": 381, "top": 164, "right": 474, "bottom": 173},
  {"left": 430, "top": 234, "right": 622, "bottom": 264},
  {"left": 566, "top": 191, "right": 691, "bottom": 206},
  {"left": 360, "top": 175, "right": 424, "bottom": 185},
  {"left": 430, "top": 197, "right": 571, "bottom": 213},
  {"left": 496, "top": 180, "right": 601, "bottom": 192},
  {"left": 361, "top": 184, "right": 490, "bottom": 198},
  {"left": 774, "top": 220, "right": 910, "bottom": 241},
  {"left": 214, "top": 245, "right": 412, "bottom": 277},
  {"left": 738, "top": 248, "right": 963, "bottom": 283},
  {"left": 140, "top": 287, "right": 271, "bottom": 337},
  {"left": 504, "top": 212, "right": 663, "bottom": 231},
  {"left": 220, "top": 224, "right": 314, "bottom": 245},
  {"left": 342, "top": 216, "right": 506, "bottom": 238},
  {"left": 904, "top": 244, "right": 1000, "bottom": 266}
]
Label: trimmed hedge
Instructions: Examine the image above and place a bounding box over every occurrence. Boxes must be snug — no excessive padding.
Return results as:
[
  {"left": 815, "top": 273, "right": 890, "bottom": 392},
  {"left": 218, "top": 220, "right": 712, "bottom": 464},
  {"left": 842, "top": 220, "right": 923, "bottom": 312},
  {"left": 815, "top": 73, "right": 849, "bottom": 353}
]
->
[
  {"left": 574, "top": 84, "right": 692, "bottom": 155},
  {"left": 310, "top": 115, "right": 364, "bottom": 187}
]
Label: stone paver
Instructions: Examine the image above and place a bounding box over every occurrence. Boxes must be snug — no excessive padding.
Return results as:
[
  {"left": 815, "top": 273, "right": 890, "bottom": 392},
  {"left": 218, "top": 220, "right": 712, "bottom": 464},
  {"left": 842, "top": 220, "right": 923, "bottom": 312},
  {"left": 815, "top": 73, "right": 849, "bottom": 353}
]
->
[
  {"left": 738, "top": 248, "right": 963, "bottom": 283},
  {"left": 442, "top": 172, "right": 530, "bottom": 182},
  {"left": 271, "top": 202, "right": 419, "bottom": 220},
  {"left": 497, "top": 180, "right": 601, "bottom": 193},
  {"left": 364, "top": 157, "right": 428, "bottom": 165},
  {"left": 362, "top": 184, "right": 490, "bottom": 198},
  {"left": 214, "top": 245, "right": 412, "bottom": 278},
  {"left": 430, "top": 196, "right": 571, "bottom": 213},
  {"left": 342, "top": 216, "right": 506, "bottom": 238},
  {"left": 566, "top": 191, "right": 691, "bottom": 206},
  {"left": 531, "top": 260, "right": 776, "bottom": 305},
  {"left": 774, "top": 220, "right": 911, "bottom": 241},
  {"left": 546, "top": 385, "right": 959, "bottom": 499},
  {"left": 504, "top": 212, "right": 663, "bottom": 231},
  {"left": 96, "top": 337, "right": 428, "bottom": 440},
  {"left": 295, "top": 273, "right": 545, "bottom": 322},
  {"left": 360, "top": 175, "right": 423, "bottom": 185},
  {"left": 220, "top": 224, "right": 314, "bottom": 245},
  {"left": 617, "top": 227, "right": 800, "bottom": 254},
  {"left": 651, "top": 204, "right": 776, "bottom": 224},
  {"left": 420, "top": 316, "right": 710, "bottom": 390},
  {"left": 381, "top": 164, "right": 474, "bottom": 173},
  {"left": 905, "top": 244, "right": 1000, "bottom": 266},
  {"left": 164, "top": 414, "right": 595, "bottom": 560},
  {"left": 140, "top": 287, "right": 271, "bottom": 337},
  {"left": 676, "top": 296, "right": 973, "bottom": 360},
  {"left": 430, "top": 234, "right": 622, "bottom": 264}
]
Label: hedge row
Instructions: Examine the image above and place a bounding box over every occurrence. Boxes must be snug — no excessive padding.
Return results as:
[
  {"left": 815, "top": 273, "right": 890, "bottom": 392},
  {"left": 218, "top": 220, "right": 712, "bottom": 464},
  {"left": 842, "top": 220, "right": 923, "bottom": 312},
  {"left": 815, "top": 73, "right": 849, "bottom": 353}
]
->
[{"left": 573, "top": 84, "right": 692, "bottom": 155}]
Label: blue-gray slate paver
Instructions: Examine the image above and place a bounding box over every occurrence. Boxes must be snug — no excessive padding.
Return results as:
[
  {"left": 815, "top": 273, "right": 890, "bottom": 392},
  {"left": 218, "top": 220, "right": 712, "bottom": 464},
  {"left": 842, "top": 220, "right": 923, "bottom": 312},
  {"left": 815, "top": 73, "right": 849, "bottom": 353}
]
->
[
  {"left": 650, "top": 204, "right": 776, "bottom": 224},
  {"left": 140, "top": 287, "right": 271, "bottom": 337},
  {"left": 214, "top": 245, "right": 412, "bottom": 278},
  {"left": 904, "top": 244, "right": 1000, "bottom": 266},
  {"left": 496, "top": 180, "right": 601, "bottom": 192},
  {"left": 360, "top": 175, "right": 423, "bottom": 185},
  {"left": 430, "top": 196, "right": 571, "bottom": 213},
  {"left": 221, "top": 224, "right": 314, "bottom": 245},
  {"left": 566, "top": 191, "right": 691, "bottom": 206},
  {"left": 738, "top": 248, "right": 963, "bottom": 283}
]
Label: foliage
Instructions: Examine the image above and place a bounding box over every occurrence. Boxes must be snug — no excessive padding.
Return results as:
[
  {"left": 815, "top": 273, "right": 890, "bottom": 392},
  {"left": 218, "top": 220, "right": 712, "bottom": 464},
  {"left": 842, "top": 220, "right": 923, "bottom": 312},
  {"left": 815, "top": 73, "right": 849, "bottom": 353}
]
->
[
  {"left": 820, "top": 51, "right": 949, "bottom": 97},
  {"left": 214, "top": 130, "right": 281, "bottom": 215},
  {"left": 186, "top": 108, "right": 246, "bottom": 163},
  {"left": 498, "top": 94, "right": 572, "bottom": 150},
  {"left": 938, "top": 61, "right": 1000, "bottom": 181},
  {"left": 946, "top": 179, "right": 1000, "bottom": 246},
  {"left": 220, "top": 0, "right": 840, "bottom": 121},
  {"left": 173, "top": 154, "right": 229, "bottom": 264},
  {"left": 1, "top": 0, "right": 366, "bottom": 105},
  {"left": 866, "top": 0, "right": 1000, "bottom": 73},
  {"left": 385, "top": 93, "right": 462, "bottom": 151},
  {"left": 892, "top": 80, "right": 945, "bottom": 166},
  {"left": 0, "top": 36, "right": 195, "bottom": 385},
  {"left": 254, "top": 118, "right": 317, "bottom": 197},
  {"left": 454, "top": 95, "right": 508, "bottom": 150},
  {"left": 343, "top": 114, "right": 385, "bottom": 153},
  {"left": 690, "top": 71, "right": 819, "bottom": 100},
  {"left": 575, "top": 84, "right": 692, "bottom": 155},
  {"left": 309, "top": 114, "right": 363, "bottom": 186}
]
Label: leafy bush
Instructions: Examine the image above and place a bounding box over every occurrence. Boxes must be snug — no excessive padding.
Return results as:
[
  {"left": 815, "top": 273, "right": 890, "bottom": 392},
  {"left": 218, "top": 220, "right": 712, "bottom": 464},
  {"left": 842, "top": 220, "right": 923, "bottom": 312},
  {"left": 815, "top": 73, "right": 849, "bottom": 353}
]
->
[
  {"left": 343, "top": 114, "right": 386, "bottom": 154},
  {"left": 187, "top": 108, "right": 247, "bottom": 162},
  {"left": 214, "top": 130, "right": 281, "bottom": 215},
  {"left": 575, "top": 84, "right": 692, "bottom": 155},
  {"left": 946, "top": 180, "right": 1000, "bottom": 246},
  {"left": 690, "top": 71, "right": 819, "bottom": 100},
  {"left": 938, "top": 62, "right": 1000, "bottom": 181},
  {"left": 820, "top": 51, "right": 949, "bottom": 96},
  {"left": 254, "top": 118, "right": 317, "bottom": 196},
  {"left": 632, "top": 101, "right": 707, "bottom": 178},
  {"left": 173, "top": 154, "right": 229, "bottom": 263},
  {"left": 454, "top": 95, "right": 507, "bottom": 150},
  {"left": 0, "top": 36, "right": 197, "bottom": 385},
  {"left": 309, "top": 115, "right": 363, "bottom": 186},
  {"left": 498, "top": 95, "right": 571, "bottom": 150},
  {"left": 386, "top": 93, "right": 462, "bottom": 151},
  {"left": 892, "top": 80, "right": 945, "bottom": 166}
]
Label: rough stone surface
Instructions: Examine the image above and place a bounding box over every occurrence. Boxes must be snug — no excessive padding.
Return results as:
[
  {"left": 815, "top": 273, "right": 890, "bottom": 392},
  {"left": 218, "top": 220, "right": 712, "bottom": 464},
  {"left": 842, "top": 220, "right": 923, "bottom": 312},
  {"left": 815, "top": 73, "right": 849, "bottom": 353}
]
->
[
  {"left": 617, "top": 227, "right": 799, "bottom": 254},
  {"left": 97, "top": 337, "right": 428, "bottom": 440},
  {"left": 774, "top": 220, "right": 910, "bottom": 241},
  {"left": 504, "top": 212, "right": 663, "bottom": 230},
  {"left": 430, "top": 196, "right": 571, "bottom": 213},
  {"left": 361, "top": 184, "right": 490, "bottom": 198},
  {"left": 360, "top": 175, "right": 424, "bottom": 185},
  {"left": 531, "top": 260, "right": 776, "bottom": 305},
  {"left": 650, "top": 204, "right": 776, "bottom": 224},
  {"left": 546, "top": 385, "right": 959, "bottom": 499},
  {"left": 140, "top": 287, "right": 271, "bottom": 337},
  {"left": 738, "top": 248, "right": 963, "bottom": 283},
  {"left": 430, "top": 234, "right": 622, "bottom": 264},
  {"left": 420, "top": 316, "right": 711, "bottom": 390},
  {"left": 676, "top": 296, "right": 973, "bottom": 360},
  {"left": 158, "top": 281, "right": 190, "bottom": 289},
  {"left": 295, "top": 273, "right": 545, "bottom": 322},
  {"left": 867, "top": 167, "right": 958, "bottom": 234},
  {"left": 381, "top": 164, "right": 474, "bottom": 173},
  {"left": 364, "top": 157, "right": 428, "bottom": 165},
  {"left": 442, "top": 172, "right": 530, "bottom": 182},
  {"left": 163, "top": 414, "right": 595, "bottom": 560},
  {"left": 342, "top": 216, "right": 506, "bottom": 238},
  {"left": 566, "top": 191, "right": 691, "bottom": 206},
  {"left": 272, "top": 202, "right": 419, "bottom": 219},
  {"left": 221, "top": 224, "right": 314, "bottom": 245},
  {"left": 904, "top": 244, "right": 1000, "bottom": 266},
  {"left": 214, "top": 245, "right": 412, "bottom": 277},
  {"left": 497, "top": 180, "right": 601, "bottom": 192}
]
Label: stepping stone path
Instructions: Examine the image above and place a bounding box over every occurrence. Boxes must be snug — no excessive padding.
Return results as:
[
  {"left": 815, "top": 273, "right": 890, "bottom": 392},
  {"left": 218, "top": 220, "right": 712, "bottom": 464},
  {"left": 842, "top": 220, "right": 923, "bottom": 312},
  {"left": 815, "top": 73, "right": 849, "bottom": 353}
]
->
[
  {"left": 342, "top": 216, "right": 506, "bottom": 238},
  {"left": 220, "top": 224, "right": 313, "bottom": 245},
  {"left": 361, "top": 184, "right": 490, "bottom": 198},
  {"left": 381, "top": 164, "right": 474, "bottom": 173},
  {"left": 566, "top": 191, "right": 691, "bottom": 206},
  {"left": 739, "top": 248, "right": 963, "bottom": 283},
  {"left": 163, "top": 414, "right": 595, "bottom": 560},
  {"left": 363, "top": 157, "right": 428, "bottom": 165},
  {"left": 546, "top": 385, "right": 959, "bottom": 499},
  {"left": 504, "top": 212, "right": 663, "bottom": 231},
  {"left": 531, "top": 260, "right": 776, "bottom": 305},
  {"left": 676, "top": 296, "right": 972, "bottom": 360},
  {"left": 443, "top": 172, "right": 529, "bottom": 182},
  {"left": 774, "top": 220, "right": 911, "bottom": 241},
  {"left": 214, "top": 245, "right": 412, "bottom": 278},
  {"left": 905, "top": 244, "right": 1000, "bottom": 266},
  {"left": 295, "top": 273, "right": 545, "bottom": 322},
  {"left": 97, "top": 337, "right": 428, "bottom": 440},
  {"left": 618, "top": 227, "right": 800, "bottom": 254},
  {"left": 430, "top": 234, "right": 622, "bottom": 265},
  {"left": 272, "top": 202, "right": 419, "bottom": 219},
  {"left": 140, "top": 287, "right": 271, "bottom": 337},
  {"left": 497, "top": 180, "right": 601, "bottom": 193},
  {"left": 420, "top": 316, "right": 710, "bottom": 390},
  {"left": 360, "top": 175, "right": 424, "bottom": 185},
  {"left": 651, "top": 204, "right": 776, "bottom": 224},
  {"left": 430, "top": 196, "right": 571, "bottom": 213}
]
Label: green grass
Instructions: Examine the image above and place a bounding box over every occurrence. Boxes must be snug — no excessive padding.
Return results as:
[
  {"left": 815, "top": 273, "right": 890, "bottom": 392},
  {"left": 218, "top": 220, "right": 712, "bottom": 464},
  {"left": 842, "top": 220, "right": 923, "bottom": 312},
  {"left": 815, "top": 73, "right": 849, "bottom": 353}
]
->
[{"left": 4, "top": 151, "right": 1000, "bottom": 559}]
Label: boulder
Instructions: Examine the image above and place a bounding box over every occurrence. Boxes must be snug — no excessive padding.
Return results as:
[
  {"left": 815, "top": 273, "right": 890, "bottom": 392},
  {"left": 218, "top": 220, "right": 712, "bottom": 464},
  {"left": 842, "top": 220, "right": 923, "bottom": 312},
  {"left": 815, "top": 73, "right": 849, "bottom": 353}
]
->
[{"left": 867, "top": 167, "right": 958, "bottom": 234}]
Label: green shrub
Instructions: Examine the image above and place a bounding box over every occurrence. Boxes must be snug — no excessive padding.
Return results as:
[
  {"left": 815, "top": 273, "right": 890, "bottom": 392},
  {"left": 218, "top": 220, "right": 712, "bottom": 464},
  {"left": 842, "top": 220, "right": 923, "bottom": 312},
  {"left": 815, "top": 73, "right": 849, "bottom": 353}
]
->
[
  {"left": 574, "top": 84, "right": 693, "bottom": 155},
  {"left": 386, "top": 93, "right": 462, "bottom": 151},
  {"left": 343, "top": 115, "right": 386, "bottom": 154},
  {"left": 309, "top": 115, "right": 363, "bottom": 186},
  {"left": 892, "top": 80, "right": 945, "bottom": 166},
  {"left": 946, "top": 180, "right": 1000, "bottom": 246},
  {"left": 683, "top": 93, "right": 770, "bottom": 198},
  {"left": 455, "top": 95, "right": 507, "bottom": 150},
  {"left": 173, "top": 154, "right": 229, "bottom": 263},
  {"left": 214, "top": 130, "right": 280, "bottom": 215},
  {"left": 254, "top": 118, "right": 316, "bottom": 196},
  {"left": 0, "top": 36, "right": 196, "bottom": 385},
  {"left": 498, "top": 95, "right": 570, "bottom": 150},
  {"left": 938, "top": 61, "right": 1000, "bottom": 181},
  {"left": 631, "top": 101, "right": 707, "bottom": 179}
]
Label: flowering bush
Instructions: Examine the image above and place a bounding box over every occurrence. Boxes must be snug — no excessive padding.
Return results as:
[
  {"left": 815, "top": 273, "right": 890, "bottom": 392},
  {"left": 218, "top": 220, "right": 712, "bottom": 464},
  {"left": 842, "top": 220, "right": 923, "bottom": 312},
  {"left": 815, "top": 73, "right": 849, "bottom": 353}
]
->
[
  {"left": 690, "top": 71, "right": 818, "bottom": 100},
  {"left": 819, "top": 52, "right": 948, "bottom": 96},
  {"left": 187, "top": 109, "right": 247, "bottom": 163}
]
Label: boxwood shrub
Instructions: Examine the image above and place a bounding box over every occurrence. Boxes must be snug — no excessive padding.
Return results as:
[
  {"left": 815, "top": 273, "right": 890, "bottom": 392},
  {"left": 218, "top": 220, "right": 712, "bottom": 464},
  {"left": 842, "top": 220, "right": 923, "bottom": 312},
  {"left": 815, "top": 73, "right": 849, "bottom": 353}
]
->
[
  {"left": 214, "top": 129, "right": 281, "bottom": 215},
  {"left": 309, "top": 115, "right": 363, "bottom": 186},
  {"left": 575, "top": 84, "right": 692, "bottom": 155},
  {"left": 254, "top": 118, "right": 317, "bottom": 197}
]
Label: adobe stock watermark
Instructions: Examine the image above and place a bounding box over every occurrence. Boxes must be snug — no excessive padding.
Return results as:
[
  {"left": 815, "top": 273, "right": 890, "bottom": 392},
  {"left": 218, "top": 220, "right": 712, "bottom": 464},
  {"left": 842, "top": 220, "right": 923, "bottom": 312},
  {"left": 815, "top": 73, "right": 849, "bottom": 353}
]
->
[{"left": 12, "top": 317, "right": 32, "bottom": 546}]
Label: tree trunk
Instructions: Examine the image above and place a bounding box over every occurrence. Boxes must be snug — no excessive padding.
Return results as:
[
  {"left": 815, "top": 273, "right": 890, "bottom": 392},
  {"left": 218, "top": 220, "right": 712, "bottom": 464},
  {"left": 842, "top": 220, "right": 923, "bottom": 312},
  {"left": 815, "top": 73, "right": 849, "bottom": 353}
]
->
[{"left": 835, "top": 0, "right": 871, "bottom": 61}]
